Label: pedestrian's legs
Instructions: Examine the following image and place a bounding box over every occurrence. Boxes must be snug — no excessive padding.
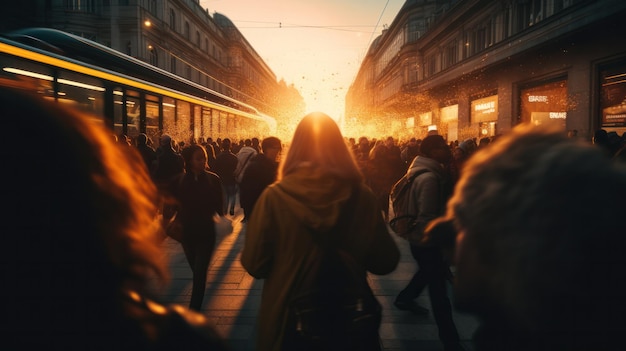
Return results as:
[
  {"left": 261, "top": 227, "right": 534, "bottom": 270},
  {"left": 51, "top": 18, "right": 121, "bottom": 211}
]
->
[
  {"left": 184, "top": 230, "right": 216, "bottom": 311},
  {"left": 396, "top": 245, "right": 437, "bottom": 301},
  {"left": 226, "top": 185, "right": 236, "bottom": 215},
  {"left": 189, "top": 249, "right": 210, "bottom": 310},
  {"left": 427, "top": 250, "right": 460, "bottom": 346}
]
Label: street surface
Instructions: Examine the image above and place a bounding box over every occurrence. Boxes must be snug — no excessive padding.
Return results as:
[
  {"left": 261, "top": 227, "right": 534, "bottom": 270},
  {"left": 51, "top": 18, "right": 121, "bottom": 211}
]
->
[{"left": 152, "top": 210, "right": 480, "bottom": 351}]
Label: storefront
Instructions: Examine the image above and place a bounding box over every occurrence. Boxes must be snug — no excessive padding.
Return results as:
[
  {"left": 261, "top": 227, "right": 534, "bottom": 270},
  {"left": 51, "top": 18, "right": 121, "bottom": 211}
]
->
[
  {"left": 418, "top": 111, "right": 433, "bottom": 138},
  {"left": 600, "top": 63, "right": 626, "bottom": 136},
  {"left": 471, "top": 94, "right": 498, "bottom": 137},
  {"left": 520, "top": 79, "right": 568, "bottom": 129},
  {"left": 440, "top": 104, "right": 458, "bottom": 141}
]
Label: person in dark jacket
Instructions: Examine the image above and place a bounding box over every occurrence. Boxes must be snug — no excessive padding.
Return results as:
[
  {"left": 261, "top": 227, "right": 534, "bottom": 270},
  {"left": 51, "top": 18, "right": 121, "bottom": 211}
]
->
[
  {"left": 212, "top": 138, "right": 239, "bottom": 215},
  {"left": 135, "top": 132, "right": 156, "bottom": 171},
  {"left": 171, "top": 144, "right": 225, "bottom": 311},
  {"left": 152, "top": 134, "right": 184, "bottom": 192},
  {"left": 393, "top": 134, "right": 463, "bottom": 351},
  {"left": 239, "top": 137, "right": 282, "bottom": 222}
]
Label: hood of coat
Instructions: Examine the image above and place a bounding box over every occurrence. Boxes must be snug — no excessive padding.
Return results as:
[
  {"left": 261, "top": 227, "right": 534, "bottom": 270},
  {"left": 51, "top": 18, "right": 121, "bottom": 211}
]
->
[
  {"left": 407, "top": 155, "right": 445, "bottom": 178},
  {"left": 271, "top": 164, "right": 355, "bottom": 232}
]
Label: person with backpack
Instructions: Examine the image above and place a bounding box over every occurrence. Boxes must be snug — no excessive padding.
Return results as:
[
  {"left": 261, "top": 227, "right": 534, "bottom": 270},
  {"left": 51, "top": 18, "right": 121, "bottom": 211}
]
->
[
  {"left": 391, "top": 134, "right": 464, "bottom": 351},
  {"left": 240, "top": 112, "right": 400, "bottom": 351}
]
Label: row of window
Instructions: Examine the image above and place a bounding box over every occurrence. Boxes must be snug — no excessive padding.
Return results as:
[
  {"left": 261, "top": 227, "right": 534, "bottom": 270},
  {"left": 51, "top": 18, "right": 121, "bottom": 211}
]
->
[
  {"left": 424, "top": 0, "right": 583, "bottom": 78},
  {"left": 373, "top": 0, "right": 583, "bottom": 103},
  {"left": 167, "top": 7, "right": 223, "bottom": 60}
]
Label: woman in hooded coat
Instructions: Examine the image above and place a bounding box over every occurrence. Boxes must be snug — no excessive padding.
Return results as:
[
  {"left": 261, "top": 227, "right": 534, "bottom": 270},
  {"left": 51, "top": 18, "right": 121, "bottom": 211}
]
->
[{"left": 241, "top": 112, "right": 400, "bottom": 351}]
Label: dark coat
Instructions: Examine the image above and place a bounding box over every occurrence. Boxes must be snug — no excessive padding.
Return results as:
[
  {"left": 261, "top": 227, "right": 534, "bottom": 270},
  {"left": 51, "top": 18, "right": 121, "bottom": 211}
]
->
[
  {"left": 152, "top": 147, "right": 184, "bottom": 189},
  {"left": 239, "top": 153, "right": 278, "bottom": 215},
  {"left": 212, "top": 151, "right": 238, "bottom": 187},
  {"left": 171, "top": 171, "right": 224, "bottom": 236},
  {"left": 241, "top": 165, "right": 400, "bottom": 351}
]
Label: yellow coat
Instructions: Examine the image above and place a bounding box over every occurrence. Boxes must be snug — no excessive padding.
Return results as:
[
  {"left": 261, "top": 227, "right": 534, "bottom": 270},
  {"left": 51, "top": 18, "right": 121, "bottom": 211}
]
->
[{"left": 241, "top": 165, "right": 400, "bottom": 351}]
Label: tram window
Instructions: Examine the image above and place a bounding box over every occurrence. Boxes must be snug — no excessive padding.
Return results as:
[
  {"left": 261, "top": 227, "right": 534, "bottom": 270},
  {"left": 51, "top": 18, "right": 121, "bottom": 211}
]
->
[
  {"left": 193, "top": 105, "right": 201, "bottom": 143},
  {"left": 0, "top": 56, "right": 54, "bottom": 98},
  {"left": 113, "top": 88, "right": 124, "bottom": 136},
  {"left": 202, "top": 107, "right": 212, "bottom": 139},
  {"left": 163, "top": 97, "right": 176, "bottom": 140},
  {"left": 146, "top": 95, "right": 160, "bottom": 144},
  {"left": 57, "top": 70, "right": 105, "bottom": 123},
  {"left": 219, "top": 111, "right": 228, "bottom": 138},
  {"left": 211, "top": 109, "right": 220, "bottom": 138},
  {"left": 126, "top": 94, "right": 141, "bottom": 138},
  {"left": 177, "top": 101, "right": 191, "bottom": 144}
]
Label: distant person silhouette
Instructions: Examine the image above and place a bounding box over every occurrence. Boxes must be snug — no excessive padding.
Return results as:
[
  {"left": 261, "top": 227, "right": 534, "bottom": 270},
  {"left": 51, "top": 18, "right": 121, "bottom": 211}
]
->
[
  {"left": 0, "top": 84, "right": 228, "bottom": 350},
  {"left": 152, "top": 133, "right": 184, "bottom": 191},
  {"left": 238, "top": 136, "right": 281, "bottom": 222},
  {"left": 170, "top": 144, "right": 225, "bottom": 311},
  {"left": 212, "top": 138, "right": 239, "bottom": 216}
]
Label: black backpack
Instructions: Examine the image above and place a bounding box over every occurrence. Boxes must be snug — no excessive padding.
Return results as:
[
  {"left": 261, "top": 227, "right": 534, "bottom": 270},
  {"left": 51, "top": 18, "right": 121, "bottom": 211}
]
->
[
  {"left": 388, "top": 169, "right": 431, "bottom": 239},
  {"left": 282, "top": 187, "right": 382, "bottom": 351}
]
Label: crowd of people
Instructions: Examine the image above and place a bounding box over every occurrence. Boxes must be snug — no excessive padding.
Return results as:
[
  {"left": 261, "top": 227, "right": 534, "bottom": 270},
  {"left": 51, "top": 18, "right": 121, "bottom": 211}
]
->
[{"left": 3, "top": 79, "right": 626, "bottom": 351}]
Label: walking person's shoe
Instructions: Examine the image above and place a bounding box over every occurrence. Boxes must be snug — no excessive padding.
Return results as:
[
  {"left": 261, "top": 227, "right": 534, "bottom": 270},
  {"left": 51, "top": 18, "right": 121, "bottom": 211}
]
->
[{"left": 393, "top": 299, "right": 429, "bottom": 315}]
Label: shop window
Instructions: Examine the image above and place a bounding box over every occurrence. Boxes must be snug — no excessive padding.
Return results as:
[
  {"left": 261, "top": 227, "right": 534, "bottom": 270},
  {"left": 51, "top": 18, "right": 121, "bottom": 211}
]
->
[
  {"left": 520, "top": 79, "right": 568, "bottom": 128},
  {"left": 600, "top": 64, "right": 626, "bottom": 133}
]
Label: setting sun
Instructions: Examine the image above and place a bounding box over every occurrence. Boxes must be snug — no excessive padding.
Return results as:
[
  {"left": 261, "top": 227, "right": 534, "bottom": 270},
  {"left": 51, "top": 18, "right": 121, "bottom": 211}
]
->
[{"left": 201, "top": 0, "right": 404, "bottom": 136}]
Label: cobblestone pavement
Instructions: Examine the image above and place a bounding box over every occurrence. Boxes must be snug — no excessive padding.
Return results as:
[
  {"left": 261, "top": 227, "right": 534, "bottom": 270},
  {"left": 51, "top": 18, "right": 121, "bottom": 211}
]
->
[{"left": 151, "top": 210, "right": 480, "bottom": 351}]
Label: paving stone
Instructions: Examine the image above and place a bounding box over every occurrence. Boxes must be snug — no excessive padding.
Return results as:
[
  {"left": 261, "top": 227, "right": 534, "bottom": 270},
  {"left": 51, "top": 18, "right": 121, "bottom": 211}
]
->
[{"left": 151, "top": 210, "right": 480, "bottom": 351}]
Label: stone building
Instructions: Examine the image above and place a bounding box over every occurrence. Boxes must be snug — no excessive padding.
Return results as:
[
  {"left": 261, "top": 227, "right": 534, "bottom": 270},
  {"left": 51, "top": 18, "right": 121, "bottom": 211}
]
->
[
  {"left": 1, "top": 0, "right": 304, "bottom": 137},
  {"left": 346, "top": 0, "right": 626, "bottom": 142}
]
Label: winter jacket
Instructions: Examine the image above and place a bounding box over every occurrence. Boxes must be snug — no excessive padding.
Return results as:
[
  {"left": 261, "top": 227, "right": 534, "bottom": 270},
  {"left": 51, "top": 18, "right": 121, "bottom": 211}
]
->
[{"left": 405, "top": 156, "right": 449, "bottom": 245}]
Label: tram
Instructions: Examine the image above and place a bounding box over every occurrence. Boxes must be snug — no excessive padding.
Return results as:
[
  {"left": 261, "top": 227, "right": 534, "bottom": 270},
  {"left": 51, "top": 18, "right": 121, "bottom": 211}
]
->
[{"left": 0, "top": 27, "right": 276, "bottom": 145}]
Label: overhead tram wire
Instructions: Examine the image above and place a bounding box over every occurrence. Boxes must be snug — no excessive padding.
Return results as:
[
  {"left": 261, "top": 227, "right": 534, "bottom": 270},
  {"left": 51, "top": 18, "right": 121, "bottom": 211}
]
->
[
  {"left": 363, "top": 0, "right": 391, "bottom": 59},
  {"left": 231, "top": 20, "right": 378, "bottom": 33}
]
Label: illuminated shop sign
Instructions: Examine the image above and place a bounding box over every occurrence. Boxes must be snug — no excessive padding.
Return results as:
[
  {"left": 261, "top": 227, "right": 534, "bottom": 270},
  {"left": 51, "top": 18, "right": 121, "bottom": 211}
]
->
[
  {"left": 528, "top": 95, "right": 548, "bottom": 102},
  {"left": 471, "top": 95, "right": 498, "bottom": 123},
  {"left": 520, "top": 80, "right": 567, "bottom": 128}
]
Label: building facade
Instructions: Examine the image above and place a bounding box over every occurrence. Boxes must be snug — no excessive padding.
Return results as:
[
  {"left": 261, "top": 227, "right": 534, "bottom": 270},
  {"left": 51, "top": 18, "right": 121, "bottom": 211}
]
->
[
  {"left": 2, "top": 0, "right": 304, "bottom": 139},
  {"left": 346, "top": 0, "right": 626, "bottom": 142}
]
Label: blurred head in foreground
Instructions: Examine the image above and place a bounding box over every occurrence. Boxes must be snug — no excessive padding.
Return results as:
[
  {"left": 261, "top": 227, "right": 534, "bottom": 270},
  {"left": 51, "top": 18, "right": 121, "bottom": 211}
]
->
[
  {"left": 0, "top": 84, "right": 225, "bottom": 349},
  {"left": 445, "top": 124, "right": 626, "bottom": 349}
]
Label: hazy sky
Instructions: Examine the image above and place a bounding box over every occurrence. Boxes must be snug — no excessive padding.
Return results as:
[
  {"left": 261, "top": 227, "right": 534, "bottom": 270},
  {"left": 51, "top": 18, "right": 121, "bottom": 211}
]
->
[{"left": 200, "top": 0, "right": 405, "bottom": 121}]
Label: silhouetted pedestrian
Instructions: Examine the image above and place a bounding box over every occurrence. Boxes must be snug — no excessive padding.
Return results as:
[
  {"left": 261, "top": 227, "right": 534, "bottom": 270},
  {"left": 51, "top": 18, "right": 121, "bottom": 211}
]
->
[
  {"left": 393, "top": 134, "right": 463, "bottom": 351},
  {"left": 241, "top": 112, "right": 399, "bottom": 351},
  {"left": 239, "top": 137, "right": 281, "bottom": 222}
]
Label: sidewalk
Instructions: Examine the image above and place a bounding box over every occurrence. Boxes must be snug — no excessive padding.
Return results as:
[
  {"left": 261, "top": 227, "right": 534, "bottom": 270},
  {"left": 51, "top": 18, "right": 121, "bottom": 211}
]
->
[{"left": 152, "top": 211, "right": 479, "bottom": 351}]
